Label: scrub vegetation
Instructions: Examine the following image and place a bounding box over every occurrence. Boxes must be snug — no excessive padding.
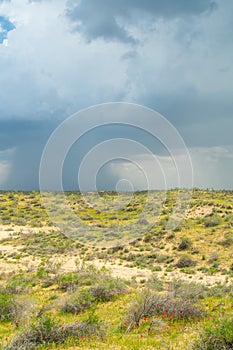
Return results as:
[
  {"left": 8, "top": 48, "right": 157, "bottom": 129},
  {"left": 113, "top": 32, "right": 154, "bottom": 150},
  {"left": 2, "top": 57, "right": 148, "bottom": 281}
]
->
[{"left": 0, "top": 189, "right": 232, "bottom": 349}]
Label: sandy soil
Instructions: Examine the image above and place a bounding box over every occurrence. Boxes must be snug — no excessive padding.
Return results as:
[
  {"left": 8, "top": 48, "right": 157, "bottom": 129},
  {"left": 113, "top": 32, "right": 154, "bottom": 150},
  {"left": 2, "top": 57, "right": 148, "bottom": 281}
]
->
[
  {"left": 185, "top": 205, "right": 214, "bottom": 218},
  {"left": 53, "top": 256, "right": 230, "bottom": 286},
  {"left": 0, "top": 224, "right": 55, "bottom": 237},
  {"left": 0, "top": 225, "right": 55, "bottom": 274},
  {"left": 0, "top": 225, "right": 231, "bottom": 286}
]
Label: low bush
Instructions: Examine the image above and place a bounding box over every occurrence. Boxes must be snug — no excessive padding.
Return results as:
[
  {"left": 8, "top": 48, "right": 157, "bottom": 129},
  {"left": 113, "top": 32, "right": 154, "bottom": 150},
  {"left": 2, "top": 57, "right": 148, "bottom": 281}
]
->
[
  {"left": 61, "top": 289, "right": 94, "bottom": 314},
  {"left": 168, "top": 280, "right": 208, "bottom": 301},
  {"left": 3, "top": 278, "right": 30, "bottom": 294},
  {"left": 192, "top": 317, "right": 233, "bottom": 349},
  {"left": 3, "top": 315, "right": 105, "bottom": 350},
  {"left": 61, "top": 277, "right": 127, "bottom": 314},
  {"left": 0, "top": 294, "right": 15, "bottom": 322},
  {"left": 57, "top": 273, "right": 80, "bottom": 292},
  {"left": 90, "top": 277, "right": 127, "bottom": 302},
  {"left": 207, "top": 283, "right": 233, "bottom": 298},
  {"left": 175, "top": 255, "right": 197, "bottom": 268},
  {"left": 203, "top": 215, "right": 221, "bottom": 228},
  {"left": 146, "top": 276, "right": 164, "bottom": 291},
  {"left": 57, "top": 265, "right": 125, "bottom": 293},
  {"left": 0, "top": 294, "right": 27, "bottom": 323},
  {"left": 123, "top": 289, "right": 206, "bottom": 331},
  {"left": 178, "top": 237, "right": 192, "bottom": 250}
]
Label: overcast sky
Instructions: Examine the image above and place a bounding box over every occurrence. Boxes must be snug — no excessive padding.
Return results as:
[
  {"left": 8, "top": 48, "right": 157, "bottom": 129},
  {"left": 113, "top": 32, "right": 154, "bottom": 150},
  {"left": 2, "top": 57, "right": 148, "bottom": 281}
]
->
[{"left": 0, "top": 0, "right": 232, "bottom": 191}]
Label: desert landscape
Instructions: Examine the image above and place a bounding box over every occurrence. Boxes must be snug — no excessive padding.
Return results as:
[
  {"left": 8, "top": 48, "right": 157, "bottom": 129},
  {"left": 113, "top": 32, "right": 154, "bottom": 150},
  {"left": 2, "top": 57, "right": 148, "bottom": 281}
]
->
[
  {"left": 0, "top": 1, "right": 232, "bottom": 349},
  {"left": 0, "top": 189, "right": 232, "bottom": 349}
]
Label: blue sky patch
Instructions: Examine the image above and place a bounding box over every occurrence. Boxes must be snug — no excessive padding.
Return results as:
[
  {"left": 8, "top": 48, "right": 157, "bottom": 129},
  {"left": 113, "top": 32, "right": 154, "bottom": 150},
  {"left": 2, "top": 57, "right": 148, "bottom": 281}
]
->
[{"left": 0, "top": 16, "right": 15, "bottom": 44}]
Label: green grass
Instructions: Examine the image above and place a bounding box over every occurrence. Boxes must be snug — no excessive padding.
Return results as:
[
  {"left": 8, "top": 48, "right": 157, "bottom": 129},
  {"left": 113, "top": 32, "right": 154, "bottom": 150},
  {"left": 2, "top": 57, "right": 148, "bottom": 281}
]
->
[{"left": 0, "top": 264, "right": 232, "bottom": 349}]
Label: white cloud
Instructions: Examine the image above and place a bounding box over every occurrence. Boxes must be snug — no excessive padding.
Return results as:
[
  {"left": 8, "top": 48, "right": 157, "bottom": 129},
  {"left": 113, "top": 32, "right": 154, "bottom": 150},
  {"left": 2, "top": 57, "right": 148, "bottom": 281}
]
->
[
  {"left": 125, "top": 3, "right": 233, "bottom": 108},
  {"left": 0, "top": 0, "right": 129, "bottom": 119},
  {"left": 96, "top": 150, "right": 191, "bottom": 191},
  {"left": 0, "top": 0, "right": 232, "bottom": 130},
  {"left": 104, "top": 145, "right": 233, "bottom": 190}
]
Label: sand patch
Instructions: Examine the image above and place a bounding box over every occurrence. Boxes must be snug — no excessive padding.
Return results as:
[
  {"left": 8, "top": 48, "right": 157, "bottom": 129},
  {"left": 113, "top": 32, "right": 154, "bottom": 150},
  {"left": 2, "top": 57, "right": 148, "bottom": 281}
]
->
[{"left": 185, "top": 205, "right": 214, "bottom": 218}]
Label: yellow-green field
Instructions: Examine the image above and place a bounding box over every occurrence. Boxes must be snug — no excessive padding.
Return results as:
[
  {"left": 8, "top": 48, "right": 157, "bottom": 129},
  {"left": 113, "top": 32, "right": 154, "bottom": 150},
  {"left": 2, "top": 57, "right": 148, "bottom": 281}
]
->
[{"left": 0, "top": 189, "right": 232, "bottom": 349}]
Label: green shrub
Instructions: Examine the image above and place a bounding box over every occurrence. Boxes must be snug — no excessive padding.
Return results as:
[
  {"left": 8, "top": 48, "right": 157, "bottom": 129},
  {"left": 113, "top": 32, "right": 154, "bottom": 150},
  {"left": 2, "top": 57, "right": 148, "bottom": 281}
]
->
[
  {"left": 0, "top": 279, "right": 29, "bottom": 295},
  {"left": 123, "top": 289, "right": 206, "bottom": 331},
  {"left": 3, "top": 315, "right": 105, "bottom": 350},
  {"left": 0, "top": 294, "right": 28, "bottom": 323},
  {"left": 152, "top": 265, "right": 162, "bottom": 272},
  {"left": 61, "top": 276, "right": 127, "bottom": 314},
  {"left": 178, "top": 237, "right": 192, "bottom": 250},
  {"left": 156, "top": 254, "right": 169, "bottom": 263},
  {"left": 204, "top": 215, "right": 221, "bottom": 228},
  {"left": 146, "top": 276, "right": 164, "bottom": 291},
  {"left": 90, "top": 277, "right": 127, "bottom": 301},
  {"left": 192, "top": 317, "right": 233, "bottom": 349},
  {"left": 57, "top": 266, "right": 122, "bottom": 292},
  {"left": 168, "top": 280, "right": 208, "bottom": 301},
  {"left": 206, "top": 283, "right": 233, "bottom": 298},
  {"left": 175, "top": 256, "right": 197, "bottom": 268},
  {"left": 0, "top": 294, "right": 15, "bottom": 322},
  {"left": 57, "top": 273, "right": 80, "bottom": 291},
  {"left": 61, "top": 289, "right": 94, "bottom": 314}
]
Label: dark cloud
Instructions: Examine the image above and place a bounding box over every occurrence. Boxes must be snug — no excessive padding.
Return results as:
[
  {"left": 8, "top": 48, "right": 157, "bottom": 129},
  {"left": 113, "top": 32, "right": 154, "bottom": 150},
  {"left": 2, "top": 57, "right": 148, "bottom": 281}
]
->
[
  {"left": 0, "top": 119, "right": 160, "bottom": 190},
  {"left": 126, "top": 0, "right": 216, "bottom": 17},
  {"left": 67, "top": 1, "right": 136, "bottom": 43},
  {"left": 0, "top": 0, "right": 232, "bottom": 190},
  {"left": 67, "top": 0, "right": 215, "bottom": 43},
  {"left": 133, "top": 89, "right": 233, "bottom": 149},
  {"left": 0, "top": 119, "right": 56, "bottom": 190}
]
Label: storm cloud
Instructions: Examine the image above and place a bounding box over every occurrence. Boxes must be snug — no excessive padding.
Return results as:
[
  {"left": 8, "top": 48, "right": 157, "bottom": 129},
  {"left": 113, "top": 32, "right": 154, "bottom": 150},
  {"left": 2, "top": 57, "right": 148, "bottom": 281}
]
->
[
  {"left": 67, "top": 0, "right": 215, "bottom": 43},
  {"left": 0, "top": 0, "right": 232, "bottom": 190}
]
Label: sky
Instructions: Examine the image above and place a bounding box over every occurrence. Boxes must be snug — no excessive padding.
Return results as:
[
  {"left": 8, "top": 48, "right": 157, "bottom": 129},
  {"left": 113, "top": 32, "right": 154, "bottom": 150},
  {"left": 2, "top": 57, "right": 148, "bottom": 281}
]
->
[{"left": 0, "top": 0, "right": 232, "bottom": 191}]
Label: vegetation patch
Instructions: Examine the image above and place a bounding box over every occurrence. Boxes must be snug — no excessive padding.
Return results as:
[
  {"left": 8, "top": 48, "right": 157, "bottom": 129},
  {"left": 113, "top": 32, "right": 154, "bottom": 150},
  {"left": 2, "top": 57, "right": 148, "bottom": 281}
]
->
[
  {"left": 3, "top": 315, "right": 105, "bottom": 350},
  {"left": 192, "top": 317, "right": 233, "bottom": 349}
]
